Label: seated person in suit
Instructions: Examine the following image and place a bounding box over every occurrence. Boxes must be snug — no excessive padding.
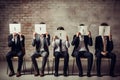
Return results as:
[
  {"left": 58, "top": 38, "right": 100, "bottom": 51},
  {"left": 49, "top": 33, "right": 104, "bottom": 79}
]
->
[
  {"left": 6, "top": 32, "right": 25, "bottom": 77},
  {"left": 31, "top": 32, "right": 50, "bottom": 77},
  {"left": 52, "top": 27, "right": 70, "bottom": 77},
  {"left": 95, "top": 23, "right": 116, "bottom": 77},
  {"left": 71, "top": 25, "right": 93, "bottom": 77}
]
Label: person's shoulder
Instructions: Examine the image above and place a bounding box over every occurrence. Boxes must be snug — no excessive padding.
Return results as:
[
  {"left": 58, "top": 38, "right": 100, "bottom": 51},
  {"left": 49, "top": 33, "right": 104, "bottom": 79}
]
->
[
  {"left": 8, "top": 34, "right": 12, "bottom": 37},
  {"left": 96, "top": 36, "right": 101, "bottom": 39}
]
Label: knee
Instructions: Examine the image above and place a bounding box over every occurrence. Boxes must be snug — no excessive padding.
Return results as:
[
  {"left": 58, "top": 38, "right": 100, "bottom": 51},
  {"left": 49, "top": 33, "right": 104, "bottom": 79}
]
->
[
  {"left": 31, "top": 55, "right": 35, "bottom": 60},
  {"left": 6, "top": 53, "right": 11, "bottom": 59},
  {"left": 54, "top": 52, "right": 60, "bottom": 58},
  {"left": 111, "top": 53, "right": 116, "bottom": 59},
  {"left": 42, "top": 52, "right": 48, "bottom": 58}
]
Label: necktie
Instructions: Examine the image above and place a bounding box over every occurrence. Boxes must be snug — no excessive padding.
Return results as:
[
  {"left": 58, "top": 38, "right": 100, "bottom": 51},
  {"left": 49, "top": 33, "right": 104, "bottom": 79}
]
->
[
  {"left": 60, "top": 39, "right": 62, "bottom": 52},
  {"left": 103, "top": 37, "right": 107, "bottom": 52}
]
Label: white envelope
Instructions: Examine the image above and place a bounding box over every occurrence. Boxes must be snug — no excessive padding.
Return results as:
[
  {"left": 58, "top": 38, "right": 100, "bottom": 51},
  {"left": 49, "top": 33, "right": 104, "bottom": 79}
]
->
[
  {"left": 78, "top": 26, "right": 88, "bottom": 35},
  {"left": 55, "top": 31, "right": 67, "bottom": 40},
  {"left": 9, "top": 23, "right": 21, "bottom": 34},
  {"left": 99, "top": 26, "right": 110, "bottom": 36},
  {"left": 35, "top": 24, "right": 46, "bottom": 34}
]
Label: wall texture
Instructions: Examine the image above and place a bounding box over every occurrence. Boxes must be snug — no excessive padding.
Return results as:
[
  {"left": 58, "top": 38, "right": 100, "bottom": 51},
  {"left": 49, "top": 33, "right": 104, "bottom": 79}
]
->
[{"left": 0, "top": 0, "right": 120, "bottom": 74}]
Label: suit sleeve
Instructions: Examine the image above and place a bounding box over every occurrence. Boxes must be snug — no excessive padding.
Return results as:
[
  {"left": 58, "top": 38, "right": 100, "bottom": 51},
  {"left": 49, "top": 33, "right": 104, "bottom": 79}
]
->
[
  {"left": 108, "top": 39, "right": 113, "bottom": 52},
  {"left": 71, "top": 35, "right": 79, "bottom": 46},
  {"left": 88, "top": 37, "right": 93, "bottom": 46},
  {"left": 47, "top": 34, "right": 50, "bottom": 46},
  {"left": 8, "top": 35, "right": 14, "bottom": 47},
  {"left": 20, "top": 35, "right": 25, "bottom": 47},
  {"left": 95, "top": 37, "right": 98, "bottom": 51},
  {"left": 32, "top": 38, "right": 36, "bottom": 47}
]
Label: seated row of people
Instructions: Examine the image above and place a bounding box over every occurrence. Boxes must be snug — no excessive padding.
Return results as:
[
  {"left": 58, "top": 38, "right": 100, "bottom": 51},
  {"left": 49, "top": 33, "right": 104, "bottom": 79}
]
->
[{"left": 6, "top": 26, "right": 116, "bottom": 77}]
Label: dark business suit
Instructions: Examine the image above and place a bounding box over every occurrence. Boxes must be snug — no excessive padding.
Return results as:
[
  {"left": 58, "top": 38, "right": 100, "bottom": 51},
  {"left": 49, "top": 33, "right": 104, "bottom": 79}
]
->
[
  {"left": 31, "top": 34, "right": 50, "bottom": 74},
  {"left": 95, "top": 36, "right": 116, "bottom": 76},
  {"left": 71, "top": 35, "right": 93, "bottom": 76},
  {"left": 52, "top": 39, "right": 69, "bottom": 76},
  {"left": 6, "top": 34, "right": 25, "bottom": 73}
]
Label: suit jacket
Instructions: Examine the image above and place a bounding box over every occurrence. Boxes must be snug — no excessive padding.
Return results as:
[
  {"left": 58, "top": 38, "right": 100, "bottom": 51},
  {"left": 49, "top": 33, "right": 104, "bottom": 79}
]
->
[
  {"left": 32, "top": 34, "right": 50, "bottom": 55},
  {"left": 71, "top": 35, "right": 93, "bottom": 57},
  {"left": 95, "top": 36, "right": 113, "bottom": 55},
  {"left": 8, "top": 34, "right": 25, "bottom": 52}
]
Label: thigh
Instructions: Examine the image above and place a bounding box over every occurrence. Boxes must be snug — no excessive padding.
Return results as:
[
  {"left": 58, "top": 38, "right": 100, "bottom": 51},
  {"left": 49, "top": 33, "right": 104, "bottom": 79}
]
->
[
  {"left": 6, "top": 51, "right": 16, "bottom": 58},
  {"left": 83, "top": 51, "right": 93, "bottom": 58},
  {"left": 31, "top": 51, "right": 41, "bottom": 58},
  {"left": 106, "top": 52, "right": 116, "bottom": 58},
  {"left": 62, "top": 52, "right": 69, "bottom": 58},
  {"left": 41, "top": 51, "right": 48, "bottom": 57},
  {"left": 17, "top": 51, "right": 24, "bottom": 57}
]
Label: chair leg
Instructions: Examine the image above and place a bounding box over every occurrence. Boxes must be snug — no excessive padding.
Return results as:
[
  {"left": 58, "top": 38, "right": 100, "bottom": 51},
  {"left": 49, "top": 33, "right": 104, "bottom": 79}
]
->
[
  {"left": 72, "top": 58, "right": 75, "bottom": 75},
  {"left": 7, "top": 65, "right": 9, "bottom": 74},
  {"left": 47, "top": 59, "right": 50, "bottom": 74},
  {"left": 52, "top": 58, "right": 55, "bottom": 74},
  {"left": 22, "top": 58, "right": 26, "bottom": 74},
  {"left": 31, "top": 63, "right": 34, "bottom": 74}
]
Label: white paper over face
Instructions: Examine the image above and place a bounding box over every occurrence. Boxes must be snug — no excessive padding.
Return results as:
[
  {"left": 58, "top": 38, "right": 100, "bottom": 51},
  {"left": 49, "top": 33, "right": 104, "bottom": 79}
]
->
[
  {"left": 99, "top": 26, "right": 110, "bottom": 36},
  {"left": 78, "top": 26, "right": 88, "bottom": 35},
  {"left": 55, "top": 31, "right": 67, "bottom": 40},
  {"left": 9, "top": 23, "right": 21, "bottom": 34},
  {"left": 35, "top": 24, "right": 46, "bottom": 34}
]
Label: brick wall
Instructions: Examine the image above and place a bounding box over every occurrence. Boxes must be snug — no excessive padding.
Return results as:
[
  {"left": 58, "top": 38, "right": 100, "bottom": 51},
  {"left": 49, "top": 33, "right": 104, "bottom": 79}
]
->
[
  {"left": 0, "top": 0, "right": 120, "bottom": 74},
  {"left": 0, "top": 0, "right": 120, "bottom": 70},
  {"left": 0, "top": 0, "right": 120, "bottom": 59}
]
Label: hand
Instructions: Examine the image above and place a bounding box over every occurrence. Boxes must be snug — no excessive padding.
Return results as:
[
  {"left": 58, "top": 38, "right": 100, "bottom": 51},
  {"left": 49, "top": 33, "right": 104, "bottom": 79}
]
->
[
  {"left": 66, "top": 35, "right": 69, "bottom": 41},
  {"left": 33, "top": 32, "right": 36, "bottom": 38},
  {"left": 109, "top": 34, "right": 112, "bottom": 41},
  {"left": 88, "top": 31, "right": 91, "bottom": 37},
  {"left": 101, "top": 51, "right": 107, "bottom": 56},
  {"left": 53, "top": 36, "right": 57, "bottom": 41},
  {"left": 18, "top": 32, "right": 22, "bottom": 37},
  {"left": 12, "top": 32, "right": 17, "bottom": 38},
  {"left": 76, "top": 32, "right": 81, "bottom": 37}
]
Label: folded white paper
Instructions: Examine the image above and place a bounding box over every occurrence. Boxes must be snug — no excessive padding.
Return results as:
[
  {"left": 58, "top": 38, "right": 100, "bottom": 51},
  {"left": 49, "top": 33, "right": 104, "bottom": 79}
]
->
[
  {"left": 99, "top": 26, "right": 110, "bottom": 36},
  {"left": 78, "top": 26, "right": 88, "bottom": 35},
  {"left": 55, "top": 31, "right": 67, "bottom": 40},
  {"left": 35, "top": 24, "right": 46, "bottom": 34},
  {"left": 9, "top": 23, "right": 21, "bottom": 34}
]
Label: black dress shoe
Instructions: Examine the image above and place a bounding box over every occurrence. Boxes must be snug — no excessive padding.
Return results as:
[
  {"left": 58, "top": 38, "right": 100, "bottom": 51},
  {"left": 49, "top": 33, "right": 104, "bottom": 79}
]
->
[
  {"left": 79, "top": 73, "right": 83, "bottom": 77},
  {"left": 110, "top": 73, "right": 116, "bottom": 77},
  {"left": 97, "top": 74, "right": 102, "bottom": 77},
  {"left": 9, "top": 71, "right": 15, "bottom": 77},
  {"left": 64, "top": 72, "right": 68, "bottom": 77},
  {"left": 54, "top": 73, "right": 59, "bottom": 77},
  {"left": 16, "top": 72, "right": 21, "bottom": 77},
  {"left": 40, "top": 72, "right": 44, "bottom": 77},
  {"left": 87, "top": 73, "right": 91, "bottom": 77},
  {"left": 34, "top": 72, "right": 39, "bottom": 76}
]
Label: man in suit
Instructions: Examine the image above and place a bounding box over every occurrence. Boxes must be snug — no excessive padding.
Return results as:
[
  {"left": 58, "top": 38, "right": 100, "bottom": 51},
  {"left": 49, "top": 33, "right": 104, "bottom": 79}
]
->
[
  {"left": 6, "top": 32, "right": 25, "bottom": 77},
  {"left": 71, "top": 31, "right": 93, "bottom": 77},
  {"left": 52, "top": 27, "right": 70, "bottom": 77},
  {"left": 31, "top": 32, "right": 50, "bottom": 77},
  {"left": 95, "top": 23, "right": 116, "bottom": 77}
]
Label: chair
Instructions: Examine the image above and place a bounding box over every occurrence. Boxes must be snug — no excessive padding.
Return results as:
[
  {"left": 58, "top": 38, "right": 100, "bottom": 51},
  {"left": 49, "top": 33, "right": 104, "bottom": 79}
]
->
[
  {"left": 31, "top": 57, "right": 50, "bottom": 74},
  {"left": 6, "top": 56, "right": 26, "bottom": 74},
  {"left": 52, "top": 57, "right": 69, "bottom": 75}
]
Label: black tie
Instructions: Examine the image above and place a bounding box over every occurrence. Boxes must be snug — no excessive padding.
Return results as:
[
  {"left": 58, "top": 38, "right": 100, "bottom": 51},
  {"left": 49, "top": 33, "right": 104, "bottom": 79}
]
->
[{"left": 60, "top": 39, "right": 62, "bottom": 52}]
